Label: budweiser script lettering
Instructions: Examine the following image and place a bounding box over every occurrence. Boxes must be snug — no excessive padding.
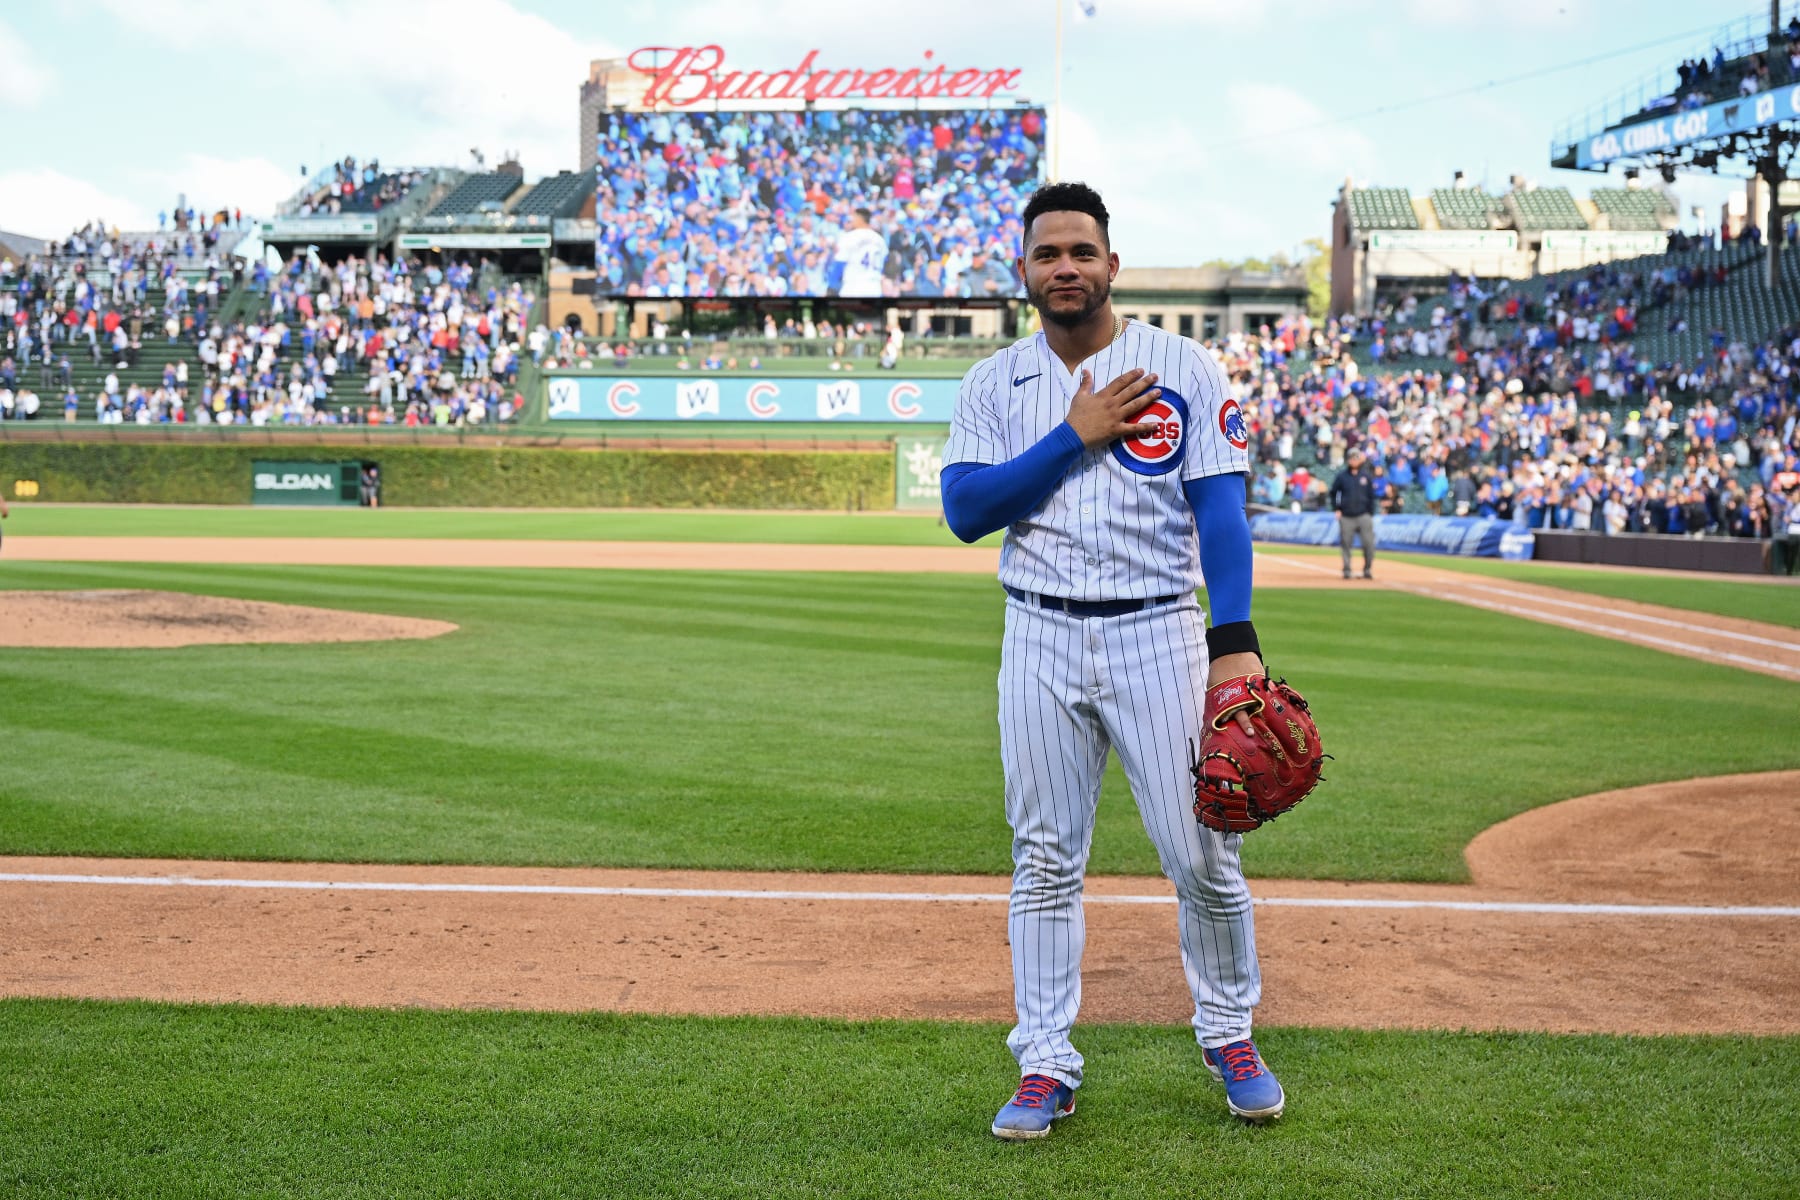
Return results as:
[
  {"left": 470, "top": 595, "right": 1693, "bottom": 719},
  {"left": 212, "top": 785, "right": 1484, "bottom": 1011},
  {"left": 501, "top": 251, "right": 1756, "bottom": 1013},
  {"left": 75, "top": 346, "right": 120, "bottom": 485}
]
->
[{"left": 627, "top": 46, "right": 1023, "bottom": 107}]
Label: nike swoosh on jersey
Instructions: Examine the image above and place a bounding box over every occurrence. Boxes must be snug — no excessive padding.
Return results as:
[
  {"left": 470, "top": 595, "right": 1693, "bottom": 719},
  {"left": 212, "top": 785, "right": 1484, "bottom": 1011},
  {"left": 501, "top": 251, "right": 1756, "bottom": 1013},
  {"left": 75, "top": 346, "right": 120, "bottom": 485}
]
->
[{"left": 1012, "top": 373, "right": 1042, "bottom": 387}]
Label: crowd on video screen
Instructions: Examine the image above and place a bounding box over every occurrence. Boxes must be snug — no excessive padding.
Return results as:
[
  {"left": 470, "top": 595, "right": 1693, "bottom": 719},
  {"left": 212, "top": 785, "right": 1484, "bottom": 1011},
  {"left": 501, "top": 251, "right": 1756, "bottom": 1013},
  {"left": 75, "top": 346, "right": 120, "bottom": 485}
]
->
[{"left": 592, "top": 107, "right": 1045, "bottom": 298}]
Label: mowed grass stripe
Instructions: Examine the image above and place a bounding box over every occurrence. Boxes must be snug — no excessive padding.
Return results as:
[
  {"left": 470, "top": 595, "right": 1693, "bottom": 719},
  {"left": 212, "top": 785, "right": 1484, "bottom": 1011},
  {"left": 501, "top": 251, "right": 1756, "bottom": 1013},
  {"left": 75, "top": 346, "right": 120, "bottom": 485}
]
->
[
  {"left": 0, "top": 563, "right": 1794, "bottom": 881},
  {"left": 1258, "top": 545, "right": 1800, "bottom": 629},
  {"left": 2, "top": 1000, "right": 1794, "bottom": 1200},
  {"left": 2, "top": 504, "right": 999, "bottom": 546},
  {"left": 14, "top": 503, "right": 1788, "bottom": 624}
]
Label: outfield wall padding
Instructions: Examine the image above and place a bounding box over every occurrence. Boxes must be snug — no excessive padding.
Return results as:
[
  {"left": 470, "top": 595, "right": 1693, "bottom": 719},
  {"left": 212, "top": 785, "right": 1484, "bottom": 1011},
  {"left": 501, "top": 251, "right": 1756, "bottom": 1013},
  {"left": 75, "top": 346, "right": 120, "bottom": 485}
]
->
[
  {"left": 0, "top": 443, "right": 893, "bottom": 510},
  {"left": 1529, "top": 529, "right": 1773, "bottom": 575}
]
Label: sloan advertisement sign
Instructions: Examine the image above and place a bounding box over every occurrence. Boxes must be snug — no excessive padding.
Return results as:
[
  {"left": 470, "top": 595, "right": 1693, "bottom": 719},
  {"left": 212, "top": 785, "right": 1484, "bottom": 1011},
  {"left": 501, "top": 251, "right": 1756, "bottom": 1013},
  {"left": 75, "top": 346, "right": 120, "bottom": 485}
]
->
[{"left": 251, "top": 460, "right": 363, "bottom": 506}]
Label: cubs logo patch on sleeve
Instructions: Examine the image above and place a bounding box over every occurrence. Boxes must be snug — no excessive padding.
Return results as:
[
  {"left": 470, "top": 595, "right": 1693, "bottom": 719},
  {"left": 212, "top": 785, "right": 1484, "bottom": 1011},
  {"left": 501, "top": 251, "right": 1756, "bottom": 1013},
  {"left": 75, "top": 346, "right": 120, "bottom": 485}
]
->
[
  {"left": 1110, "top": 388, "right": 1189, "bottom": 476},
  {"left": 1217, "top": 397, "right": 1249, "bottom": 451}
]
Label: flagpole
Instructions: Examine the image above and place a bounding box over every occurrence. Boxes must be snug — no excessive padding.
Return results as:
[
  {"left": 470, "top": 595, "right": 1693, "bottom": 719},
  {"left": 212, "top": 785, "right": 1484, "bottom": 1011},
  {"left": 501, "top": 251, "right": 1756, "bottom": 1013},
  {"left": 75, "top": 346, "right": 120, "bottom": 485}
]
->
[{"left": 1052, "top": 0, "right": 1063, "bottom": 182}]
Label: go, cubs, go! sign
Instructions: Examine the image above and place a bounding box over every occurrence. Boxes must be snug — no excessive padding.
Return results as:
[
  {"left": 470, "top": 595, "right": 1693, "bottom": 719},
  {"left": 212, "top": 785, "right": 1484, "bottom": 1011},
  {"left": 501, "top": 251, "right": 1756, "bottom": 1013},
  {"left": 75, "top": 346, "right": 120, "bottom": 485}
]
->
[
  {"left": 1573, "top": 86, "right": 1800, "bottom": 168},
  {"left": 627, "top": 46, "right": 1023, "bottom": 107}
]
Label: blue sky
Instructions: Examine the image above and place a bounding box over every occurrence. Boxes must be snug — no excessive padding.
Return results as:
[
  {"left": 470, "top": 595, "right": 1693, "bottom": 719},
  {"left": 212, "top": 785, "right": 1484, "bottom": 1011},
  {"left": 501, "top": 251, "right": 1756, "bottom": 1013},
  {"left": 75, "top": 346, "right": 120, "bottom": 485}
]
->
[{"left": 0, "top": 0, "right": 1768, "bottom": 262}]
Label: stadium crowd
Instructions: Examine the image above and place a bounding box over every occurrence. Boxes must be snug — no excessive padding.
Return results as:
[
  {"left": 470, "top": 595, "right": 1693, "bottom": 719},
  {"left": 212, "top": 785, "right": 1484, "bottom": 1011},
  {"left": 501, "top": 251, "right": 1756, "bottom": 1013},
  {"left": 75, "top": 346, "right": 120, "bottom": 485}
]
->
[
  {"left": 173, "top": 252, "right": 532, "bottom": 427},
  {"left": 1653, "top": 19, "right": 1800, "bottom": 115},
  {"left": 592, "top": 108, "right": 1042, "bottom": 298},
  {"left": 7, "top": 205, "right": 1798, "bottom": 554},
  {"left": 1, "top": 220, "right": 529, "bottom": 427},
  {"left": 1222, "top": 312, "right": 1800, "bottom": 552},
  {"left": 1, "top": 219, "right": 242, "bottom": 365},
  {"left": 293, "top": 156, "right": 424, "bottom": 214}
]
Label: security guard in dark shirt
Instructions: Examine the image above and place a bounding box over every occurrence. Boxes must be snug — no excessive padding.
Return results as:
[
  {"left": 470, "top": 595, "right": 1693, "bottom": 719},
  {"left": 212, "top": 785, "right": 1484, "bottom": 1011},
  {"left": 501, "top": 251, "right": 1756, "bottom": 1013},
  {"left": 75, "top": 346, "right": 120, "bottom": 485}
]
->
[{"left": 1330, "top": 447, "right": 1378, "bottom": 579}]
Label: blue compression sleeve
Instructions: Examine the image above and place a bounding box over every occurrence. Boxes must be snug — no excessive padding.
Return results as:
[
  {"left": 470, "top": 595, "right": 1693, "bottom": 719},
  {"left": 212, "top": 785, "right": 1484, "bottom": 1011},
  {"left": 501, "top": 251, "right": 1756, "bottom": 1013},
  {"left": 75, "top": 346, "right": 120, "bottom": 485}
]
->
[
  {"left": 1183, "top": 472, "right": 1253, "bottom": 626},
  {"left": 940, "top": 422, "right": 1085, "bottom": 543}
]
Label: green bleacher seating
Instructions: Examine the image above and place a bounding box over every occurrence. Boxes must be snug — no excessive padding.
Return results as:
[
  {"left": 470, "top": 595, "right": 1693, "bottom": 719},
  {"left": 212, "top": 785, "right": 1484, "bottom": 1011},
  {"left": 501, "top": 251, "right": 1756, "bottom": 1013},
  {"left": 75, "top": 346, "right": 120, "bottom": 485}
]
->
[
  {"left": 1347, "top": 187, "right": 1419, "bottom": 230},
  {"left": 1505, "top": 186, "right": 1588, "bottom": 231},
  {"left": 427, "top": 173, "right": 524, "bottom": 217},
  {"left": 1591, "top": 188, "right": 1673, "bottom": 232},
  {"left": 512, "top": 172, "right": 593, "bottom": 219},
  {"left": 1429, "top": 187, "right": 1503, "bottom": 230},
  {"left": 24, "top": 289, "right": 240, "bottom": 421}
]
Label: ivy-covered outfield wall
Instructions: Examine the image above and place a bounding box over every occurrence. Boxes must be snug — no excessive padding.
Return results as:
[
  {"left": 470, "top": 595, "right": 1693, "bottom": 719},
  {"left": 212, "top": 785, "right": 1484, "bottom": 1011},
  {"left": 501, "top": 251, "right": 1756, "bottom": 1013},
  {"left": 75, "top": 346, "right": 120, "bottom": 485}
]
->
[{"left": 0, "top": 443, "right": 895, "bottom": 510}]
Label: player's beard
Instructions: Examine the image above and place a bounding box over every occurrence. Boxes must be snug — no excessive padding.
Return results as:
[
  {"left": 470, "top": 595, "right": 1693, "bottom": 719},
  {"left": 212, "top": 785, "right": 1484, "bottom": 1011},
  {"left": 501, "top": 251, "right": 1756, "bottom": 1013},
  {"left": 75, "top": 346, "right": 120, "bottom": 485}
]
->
[{"left": 1028, "top": 275, "right": 1110, "bottom": 329}]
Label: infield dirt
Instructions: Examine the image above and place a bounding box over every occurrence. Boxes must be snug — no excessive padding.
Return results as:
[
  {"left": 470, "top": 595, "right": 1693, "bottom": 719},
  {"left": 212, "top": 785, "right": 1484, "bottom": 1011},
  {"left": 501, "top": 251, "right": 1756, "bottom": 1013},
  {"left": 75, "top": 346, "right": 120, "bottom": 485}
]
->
[
  {"left": 4, "top": 769, "right": 1796, "bottom": 1036},
  {"left": 2, "top": 537, "right": 1794, "bottom": 1036}
]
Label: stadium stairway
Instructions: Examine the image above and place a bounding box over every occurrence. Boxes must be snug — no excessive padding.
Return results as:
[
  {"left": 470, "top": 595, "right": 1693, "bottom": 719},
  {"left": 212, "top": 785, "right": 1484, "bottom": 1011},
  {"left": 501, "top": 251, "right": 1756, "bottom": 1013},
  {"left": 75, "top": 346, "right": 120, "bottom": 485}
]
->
[{"left": 19, "top": 328, "right": 231, "bottom": 421}]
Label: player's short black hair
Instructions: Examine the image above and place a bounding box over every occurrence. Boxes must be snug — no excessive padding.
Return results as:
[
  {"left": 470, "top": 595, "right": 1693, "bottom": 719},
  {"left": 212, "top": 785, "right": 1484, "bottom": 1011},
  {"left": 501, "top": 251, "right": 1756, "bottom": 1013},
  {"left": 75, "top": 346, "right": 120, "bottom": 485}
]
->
[
  {"left": 1021, "top": 182, "right": 1110, "bottom": 250},
  {"left": 854, "top": 207, "right": 873, "bottom": 222}
]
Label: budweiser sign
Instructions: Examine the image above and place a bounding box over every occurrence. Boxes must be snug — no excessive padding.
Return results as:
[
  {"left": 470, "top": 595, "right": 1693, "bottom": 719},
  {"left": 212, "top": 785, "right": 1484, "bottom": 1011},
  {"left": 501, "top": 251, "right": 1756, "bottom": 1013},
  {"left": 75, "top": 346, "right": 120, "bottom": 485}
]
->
[{"left": 626, "top": 46, "right": 1023, "bottom": 108}]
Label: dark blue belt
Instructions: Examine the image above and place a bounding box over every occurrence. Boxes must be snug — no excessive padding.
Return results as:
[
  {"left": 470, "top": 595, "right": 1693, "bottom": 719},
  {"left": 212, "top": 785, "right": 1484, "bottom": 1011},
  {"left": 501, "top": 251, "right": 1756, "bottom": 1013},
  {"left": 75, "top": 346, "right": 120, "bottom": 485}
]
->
[{"left": 1005, "top": 586, "right": 1182, "bottom": 618}]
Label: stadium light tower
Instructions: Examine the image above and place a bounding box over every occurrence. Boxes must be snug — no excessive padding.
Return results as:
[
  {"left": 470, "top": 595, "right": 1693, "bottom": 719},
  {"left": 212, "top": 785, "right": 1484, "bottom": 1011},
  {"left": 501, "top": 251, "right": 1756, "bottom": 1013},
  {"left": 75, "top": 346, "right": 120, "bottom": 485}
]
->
[{"left": 1550, "top": 1, "right": 1798, "bottom": 290}]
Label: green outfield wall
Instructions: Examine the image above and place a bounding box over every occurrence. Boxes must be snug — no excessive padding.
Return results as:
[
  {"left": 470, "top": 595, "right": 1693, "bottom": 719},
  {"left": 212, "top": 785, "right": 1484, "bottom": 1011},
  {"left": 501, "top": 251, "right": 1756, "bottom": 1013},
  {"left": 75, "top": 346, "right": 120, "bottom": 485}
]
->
[{"left": 0, "top": 442, "right": 895, "bottom": 510}]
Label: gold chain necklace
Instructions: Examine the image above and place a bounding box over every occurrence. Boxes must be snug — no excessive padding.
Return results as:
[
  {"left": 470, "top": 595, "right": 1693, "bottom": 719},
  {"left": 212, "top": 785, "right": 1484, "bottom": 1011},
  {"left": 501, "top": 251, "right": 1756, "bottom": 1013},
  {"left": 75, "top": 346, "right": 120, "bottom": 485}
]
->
[{"left": 1111, "top": 313, "right": 1124, "bottom": 342}]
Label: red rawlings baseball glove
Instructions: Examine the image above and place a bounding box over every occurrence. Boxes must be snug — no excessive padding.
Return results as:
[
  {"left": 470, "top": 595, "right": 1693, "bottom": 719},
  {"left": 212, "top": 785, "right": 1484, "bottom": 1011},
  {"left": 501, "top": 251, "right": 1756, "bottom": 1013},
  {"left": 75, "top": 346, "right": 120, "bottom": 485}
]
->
[{"left": 1192, "top": 674, "right": 1325, "bottom": 833}]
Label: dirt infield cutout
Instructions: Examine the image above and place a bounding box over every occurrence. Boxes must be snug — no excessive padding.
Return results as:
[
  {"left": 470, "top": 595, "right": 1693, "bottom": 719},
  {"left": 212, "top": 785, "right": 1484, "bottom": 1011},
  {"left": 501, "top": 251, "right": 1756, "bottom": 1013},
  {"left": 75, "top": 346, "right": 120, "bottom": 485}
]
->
[
  {"left": 0, "top": 589, "right": 457, "bottom": 648},
  {"left": 2, "top": 771, "right": 1794, "bottom": 1036}
]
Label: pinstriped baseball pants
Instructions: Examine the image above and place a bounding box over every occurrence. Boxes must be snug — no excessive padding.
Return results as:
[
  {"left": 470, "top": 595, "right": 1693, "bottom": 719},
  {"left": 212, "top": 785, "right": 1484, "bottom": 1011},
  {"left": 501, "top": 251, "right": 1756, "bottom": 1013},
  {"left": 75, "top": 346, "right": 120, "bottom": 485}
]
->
[{"left": 998, "top": 594, "right": 1260, "bottom": 1089}]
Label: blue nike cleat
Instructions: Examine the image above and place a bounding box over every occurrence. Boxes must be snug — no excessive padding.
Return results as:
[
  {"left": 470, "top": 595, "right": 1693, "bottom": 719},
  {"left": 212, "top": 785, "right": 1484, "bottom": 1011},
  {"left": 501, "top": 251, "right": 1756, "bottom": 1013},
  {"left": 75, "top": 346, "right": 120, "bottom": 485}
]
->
[
  {"left": 1202, "top": 1039, "right": 1286, "bottom": 1122},
  {"left": 990, "top": 1073, "right": 1076, "bottom": 1140}
]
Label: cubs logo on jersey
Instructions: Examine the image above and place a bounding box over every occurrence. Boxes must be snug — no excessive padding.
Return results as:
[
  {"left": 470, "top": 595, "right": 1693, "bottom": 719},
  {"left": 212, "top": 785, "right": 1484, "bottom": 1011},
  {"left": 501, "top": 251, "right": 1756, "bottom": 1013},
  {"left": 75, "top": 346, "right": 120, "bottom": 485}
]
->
[
  {"left": 1217, "top": 397, "right": 1250, "bottom": 451},
  {"left": 1110, "top": 388, "right": 1189, "bottom": 476}
]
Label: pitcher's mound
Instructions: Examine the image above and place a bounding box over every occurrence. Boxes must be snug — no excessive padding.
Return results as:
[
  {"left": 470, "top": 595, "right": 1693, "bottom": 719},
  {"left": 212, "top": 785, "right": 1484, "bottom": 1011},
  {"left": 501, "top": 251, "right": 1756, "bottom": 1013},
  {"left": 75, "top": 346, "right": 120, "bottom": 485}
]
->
[
  {"left": 1465, "top": 770, "right": 1800, "bottom": 907},
  {"left": 0, "top": 589, "right": 457, "bottom": 648}
]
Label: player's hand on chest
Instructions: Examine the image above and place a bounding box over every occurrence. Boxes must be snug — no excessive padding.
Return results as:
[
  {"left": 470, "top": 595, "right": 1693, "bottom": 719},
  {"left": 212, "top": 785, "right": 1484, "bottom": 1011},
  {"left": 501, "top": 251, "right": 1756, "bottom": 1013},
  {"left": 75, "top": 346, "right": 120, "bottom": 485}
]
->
[{"left": 1063, "top": 366, "right": 1167, "bottom": 449}]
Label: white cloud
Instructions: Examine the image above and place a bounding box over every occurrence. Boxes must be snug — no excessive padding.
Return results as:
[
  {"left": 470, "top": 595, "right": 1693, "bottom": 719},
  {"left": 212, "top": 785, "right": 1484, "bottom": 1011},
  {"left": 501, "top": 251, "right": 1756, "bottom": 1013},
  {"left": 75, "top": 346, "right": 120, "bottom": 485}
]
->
[
  {"left": 92, "top": 0, "right": 621, "bottom": 179},
  {"left": 651, "top": 0, "right": 1269, "bottom": 83},
  {"left": 1401, "top": 0, "right": 1586, "bottom": 28},
  {"left": 0, "top": 18, "right": 54, "bottom": 107},
  {"left": 133, "top": 154, "right": 301, "bottom": 222},
  {"left": 0, "top": 167, "right": 156, "bottom": 239},
  {"left": 1054, "top": 82, "right": 1381, "bottom": 263},
  {"left": 1056, "top": 106, "right": 1292, "bottom": 265},
  {"left": 1223, "top": 82, "right": 1379, "bottom": 174}
]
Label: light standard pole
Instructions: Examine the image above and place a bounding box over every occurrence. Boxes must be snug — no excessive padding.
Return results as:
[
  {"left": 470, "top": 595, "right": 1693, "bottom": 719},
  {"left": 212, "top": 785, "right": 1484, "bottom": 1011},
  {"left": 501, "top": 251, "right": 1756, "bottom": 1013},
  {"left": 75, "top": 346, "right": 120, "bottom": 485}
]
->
[{"left": 1052, "top": 0, "right": 1064, "bottom": 182}]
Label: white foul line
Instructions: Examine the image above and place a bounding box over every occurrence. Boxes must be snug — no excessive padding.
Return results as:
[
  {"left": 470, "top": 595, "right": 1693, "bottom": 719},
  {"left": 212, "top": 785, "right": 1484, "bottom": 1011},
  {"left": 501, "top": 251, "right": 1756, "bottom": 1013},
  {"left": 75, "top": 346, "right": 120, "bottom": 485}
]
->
[
  {"left": 1263, "top": 552, "right": 1800, "bottom": 670},
  {"left": 1458, "top": 581, "right": 1800, "bottom": 653},
  {"left": 1394, "top": 584, "right": 1800, "bottom": 678},
  {"left": 2, "top": 872, "right": 1796, "bottom": 918}
]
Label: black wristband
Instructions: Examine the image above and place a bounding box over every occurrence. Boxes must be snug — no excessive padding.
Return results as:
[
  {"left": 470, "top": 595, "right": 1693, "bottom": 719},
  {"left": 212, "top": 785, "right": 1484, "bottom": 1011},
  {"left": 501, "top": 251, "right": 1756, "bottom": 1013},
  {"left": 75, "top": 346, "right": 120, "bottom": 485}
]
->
[{"left": 1206, "top": 620, "right": 1261, "bottom": 661}]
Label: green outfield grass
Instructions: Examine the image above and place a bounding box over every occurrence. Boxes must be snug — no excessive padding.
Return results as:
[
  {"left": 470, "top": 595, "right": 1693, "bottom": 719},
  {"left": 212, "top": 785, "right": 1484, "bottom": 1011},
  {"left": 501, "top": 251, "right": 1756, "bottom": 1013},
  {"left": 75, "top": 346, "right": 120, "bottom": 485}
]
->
[
  {"left": 3, "top": 1000, "right": 1794, "bottom": 1199},
  {"left": 15, "top": 506, "right": 1791, "bottom": 628},
  {"left": 1253, "top": 544, "right": 1800, "bottom": 628},
  {"left": 1, "top": 563, "right": 1793, "bottom": 882},
  {"left": 1381, "top": 552, "right": 1800, "bottom": 629},
  {"left": 1, "top": 503, "right": 988, "bottom": 545}
]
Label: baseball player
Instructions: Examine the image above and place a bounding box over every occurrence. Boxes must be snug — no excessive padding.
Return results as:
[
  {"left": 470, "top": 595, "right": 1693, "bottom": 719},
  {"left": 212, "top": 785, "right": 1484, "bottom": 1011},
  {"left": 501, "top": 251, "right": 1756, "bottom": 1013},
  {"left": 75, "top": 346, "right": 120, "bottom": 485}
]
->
[
  {"left": 832, "top": 208, "right": 890, "bottom": 298},
  {"left": 940, "top": 181, "right": 1284, "bottom": 1138}
]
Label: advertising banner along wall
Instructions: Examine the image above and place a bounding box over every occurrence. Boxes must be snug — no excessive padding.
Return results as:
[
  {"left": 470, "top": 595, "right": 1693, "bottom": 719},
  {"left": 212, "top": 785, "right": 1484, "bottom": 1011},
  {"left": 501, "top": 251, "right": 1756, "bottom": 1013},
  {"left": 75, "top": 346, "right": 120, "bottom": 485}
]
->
[
  {"left": 1250, "top": 512, "right": 1534, "bottom": 560},
  {"left": 894, "top": 437, "right": 945, "bottom": 511},
  {"left": 545, "top": 374, "right": 958, "bottom": 422}
]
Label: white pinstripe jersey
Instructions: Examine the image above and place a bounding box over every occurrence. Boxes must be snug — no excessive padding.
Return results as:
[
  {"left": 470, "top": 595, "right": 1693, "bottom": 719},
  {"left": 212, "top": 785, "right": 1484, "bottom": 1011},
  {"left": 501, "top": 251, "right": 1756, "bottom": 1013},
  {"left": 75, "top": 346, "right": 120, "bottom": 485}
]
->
[{"left": 944, "top": 320, "right": 1250, "bottom": 600}]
